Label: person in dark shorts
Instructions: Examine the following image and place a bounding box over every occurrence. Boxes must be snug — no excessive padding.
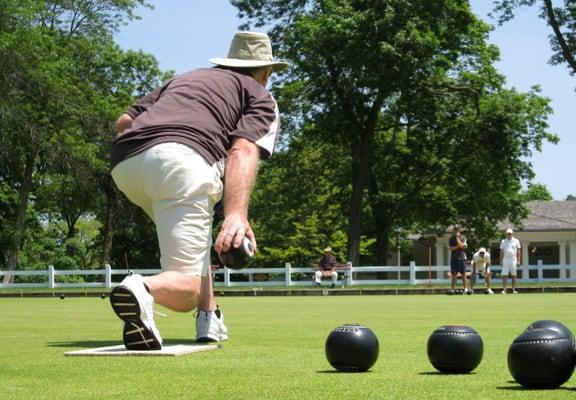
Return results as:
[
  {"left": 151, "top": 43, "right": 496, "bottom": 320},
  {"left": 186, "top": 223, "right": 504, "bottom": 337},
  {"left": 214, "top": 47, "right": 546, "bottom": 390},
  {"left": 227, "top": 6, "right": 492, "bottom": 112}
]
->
[{"left": 448, "top": 224, "right": 469, "bottom": 294}]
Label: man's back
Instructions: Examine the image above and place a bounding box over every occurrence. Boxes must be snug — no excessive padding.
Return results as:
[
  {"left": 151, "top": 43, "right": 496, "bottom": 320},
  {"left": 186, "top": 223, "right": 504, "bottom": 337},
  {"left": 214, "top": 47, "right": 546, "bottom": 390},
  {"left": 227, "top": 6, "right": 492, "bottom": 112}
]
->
[{"left": 111, "top": 67, "right": 278, "bottom": 168}]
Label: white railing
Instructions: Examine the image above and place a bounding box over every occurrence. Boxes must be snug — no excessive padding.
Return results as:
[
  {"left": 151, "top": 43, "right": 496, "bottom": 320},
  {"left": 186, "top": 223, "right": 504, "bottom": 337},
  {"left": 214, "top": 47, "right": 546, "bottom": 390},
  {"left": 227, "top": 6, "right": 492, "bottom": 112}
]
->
[{"left": 1, "top": 260, "right": 575, "bottom": 289}]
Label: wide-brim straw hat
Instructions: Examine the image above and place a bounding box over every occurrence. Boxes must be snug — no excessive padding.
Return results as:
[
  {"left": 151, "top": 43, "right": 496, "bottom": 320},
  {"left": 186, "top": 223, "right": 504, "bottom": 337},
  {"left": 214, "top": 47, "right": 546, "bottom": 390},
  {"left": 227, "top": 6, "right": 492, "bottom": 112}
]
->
[{"left": 209, "top": 31, "right": 289, "bottom": 72}]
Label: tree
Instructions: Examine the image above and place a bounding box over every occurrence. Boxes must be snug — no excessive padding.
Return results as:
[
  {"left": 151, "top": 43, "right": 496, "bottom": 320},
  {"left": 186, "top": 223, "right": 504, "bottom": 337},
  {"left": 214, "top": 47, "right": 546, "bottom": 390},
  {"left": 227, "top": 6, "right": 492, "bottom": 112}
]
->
[
  {"left": 250, "top": 134, "right": 353, "bottom": 267},
  {"left": 233, "top": 0, "right": 557, "bottom": 264},
  {"left": 0, "top": 0, "right": 154, "bottom": 279},
  {"left": 521, "top": 182, "right": 553, "bottom": 201},
  {"left": 492, "top": 0, "right": 576, "bottom": 82}
]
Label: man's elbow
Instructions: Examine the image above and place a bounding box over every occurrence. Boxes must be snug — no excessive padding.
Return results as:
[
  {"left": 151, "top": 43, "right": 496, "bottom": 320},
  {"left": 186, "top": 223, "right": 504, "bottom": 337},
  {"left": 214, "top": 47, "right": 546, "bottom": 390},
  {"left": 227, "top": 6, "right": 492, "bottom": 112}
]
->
[
  {"left": 229, "top": 138, "right": 260, "bottom": 160},
  {"left": 115, "top": 113, "right": 133, "bottom": 134}
]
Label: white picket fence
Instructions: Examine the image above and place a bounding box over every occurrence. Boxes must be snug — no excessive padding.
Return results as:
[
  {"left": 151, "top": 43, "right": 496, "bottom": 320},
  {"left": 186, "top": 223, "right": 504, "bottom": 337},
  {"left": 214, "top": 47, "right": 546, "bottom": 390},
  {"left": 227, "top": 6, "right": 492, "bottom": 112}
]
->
[{"left": 1, "top": 260, "right": 576, "bottom": 289}]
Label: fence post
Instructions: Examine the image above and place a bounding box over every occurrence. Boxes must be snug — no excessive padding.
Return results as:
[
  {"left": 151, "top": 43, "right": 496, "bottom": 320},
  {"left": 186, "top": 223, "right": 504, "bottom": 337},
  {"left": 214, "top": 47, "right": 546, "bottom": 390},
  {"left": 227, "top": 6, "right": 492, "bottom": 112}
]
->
[
  {"left": 559, "top": 263, "right": 567, "bottom": 280},
  {"left": 285, "top": 263, "right": 292, "bottom": 287},
  {"left": 346, "top": 261, "right": 353, "bottom": 286},
  {"left": 48, "top": 265, "right": 55, "bottom": 289},
  {"left": 537, "top": 259, "right": 543, "bottom": 283},
  {"left": 224, "top": 267, "right": 230, "bottom": 287},
  {"left": 409, "top": 261, "right": 416, "bottom": 285},
  {"left": 104, "top": 264, "right": 112, "bottom": 288}
]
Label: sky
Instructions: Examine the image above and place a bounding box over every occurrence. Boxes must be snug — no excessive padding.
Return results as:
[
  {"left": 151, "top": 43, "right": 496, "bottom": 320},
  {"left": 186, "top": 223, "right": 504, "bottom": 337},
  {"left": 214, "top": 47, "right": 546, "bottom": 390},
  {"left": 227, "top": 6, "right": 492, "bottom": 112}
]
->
[{"left": 115, "top": 1, "right": 575, "bottom": 200}]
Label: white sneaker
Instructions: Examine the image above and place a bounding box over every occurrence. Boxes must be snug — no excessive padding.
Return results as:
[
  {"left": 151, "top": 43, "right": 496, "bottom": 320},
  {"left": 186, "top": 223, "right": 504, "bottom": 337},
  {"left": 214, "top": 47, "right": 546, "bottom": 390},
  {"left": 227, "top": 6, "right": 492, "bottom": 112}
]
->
[
  {"left": 512, "top": 289, "right": 519, "bottom": 294},
  {"left": 486, "top": 288, "right": 494, "bottom": 295},
  {"left": 110, "top": 273, "right": 162, "bottom": 350},
  {"left": 196, "top": 306, "right": 229, "bottom": 342},
  {"left": 501, "top": 289, "right": 507, "bottom": 294}
]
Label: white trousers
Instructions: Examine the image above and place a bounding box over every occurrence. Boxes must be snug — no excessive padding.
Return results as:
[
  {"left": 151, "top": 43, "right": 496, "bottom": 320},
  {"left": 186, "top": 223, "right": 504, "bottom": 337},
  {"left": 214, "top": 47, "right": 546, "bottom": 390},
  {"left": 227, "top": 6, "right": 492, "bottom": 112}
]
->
[
  {"left": 314, "top": 270, "right": 338, "bottom": 284},
  {"left": 112, "top": 143, "right": 224, "bottom": 277}
]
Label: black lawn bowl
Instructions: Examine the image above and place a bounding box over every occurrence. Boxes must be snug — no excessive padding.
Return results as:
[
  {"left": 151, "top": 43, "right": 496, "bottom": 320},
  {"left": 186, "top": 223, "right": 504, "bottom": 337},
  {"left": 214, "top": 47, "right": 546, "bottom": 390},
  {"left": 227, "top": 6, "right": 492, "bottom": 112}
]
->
[
  {"left": 325, "top": 323, "right": 379, "bottom": 372},
  {"left": 427, "top": 325, "right": 483, "bottom": 374},
  {"left": 219, "top": 236, "right": 255, "bottom": 270},
  {"left": 508, "top": 328, "right": 575, "bottom": 389},
  {"left": 525, "top": 320, "right": 575, "bottom": 345}
]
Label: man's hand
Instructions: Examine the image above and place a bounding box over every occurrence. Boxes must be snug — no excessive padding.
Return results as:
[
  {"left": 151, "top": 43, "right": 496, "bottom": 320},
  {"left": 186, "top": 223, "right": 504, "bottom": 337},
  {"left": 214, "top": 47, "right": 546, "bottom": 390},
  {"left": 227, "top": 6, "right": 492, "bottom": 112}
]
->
[{"left": 214, "top": 212, "right": 257, "bottom": 255}]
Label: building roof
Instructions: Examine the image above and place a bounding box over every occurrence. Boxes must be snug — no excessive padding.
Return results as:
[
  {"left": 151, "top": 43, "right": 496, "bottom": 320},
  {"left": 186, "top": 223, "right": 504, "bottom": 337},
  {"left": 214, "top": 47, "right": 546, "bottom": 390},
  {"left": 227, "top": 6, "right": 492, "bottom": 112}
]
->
[{"left": 507, "top": 200, "right": 576, "bottom": 232}]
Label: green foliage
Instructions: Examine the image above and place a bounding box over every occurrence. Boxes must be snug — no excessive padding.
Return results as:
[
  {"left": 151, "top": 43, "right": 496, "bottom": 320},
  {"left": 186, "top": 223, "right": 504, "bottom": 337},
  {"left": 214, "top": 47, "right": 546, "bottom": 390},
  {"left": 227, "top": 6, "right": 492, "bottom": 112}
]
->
[
  {"left": 0, "top": 0, "right": 165, "bottom": 271},
  {"left": 521, "top": 182, "right": 553, "bottom": 201},
  {"left": 235, "top": 0, "right": 558, "bottom": 263},
  {"left": 250, "top": 134, "right": 352, "bottom": 266},
  {"left": 106, "top": 202, "right": 160, "bottom": 269},
  {"left": 0, "top": 1, "right": 565, "bottom": 271}
]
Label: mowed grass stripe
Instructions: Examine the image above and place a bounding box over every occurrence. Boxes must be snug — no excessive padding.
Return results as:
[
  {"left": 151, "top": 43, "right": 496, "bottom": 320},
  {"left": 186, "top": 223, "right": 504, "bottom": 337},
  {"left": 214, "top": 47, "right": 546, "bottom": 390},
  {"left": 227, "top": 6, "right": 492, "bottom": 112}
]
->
[{"left": 0, "top": 294, "right": 575, "bottom": 399}]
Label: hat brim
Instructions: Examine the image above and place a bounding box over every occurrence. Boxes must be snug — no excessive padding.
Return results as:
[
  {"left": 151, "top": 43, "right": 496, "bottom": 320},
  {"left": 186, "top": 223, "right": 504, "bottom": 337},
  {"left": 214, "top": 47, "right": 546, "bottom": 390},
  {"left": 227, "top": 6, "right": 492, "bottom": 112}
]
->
[{"left": 209, "top": 57, "right": 289, "bottom": 72}]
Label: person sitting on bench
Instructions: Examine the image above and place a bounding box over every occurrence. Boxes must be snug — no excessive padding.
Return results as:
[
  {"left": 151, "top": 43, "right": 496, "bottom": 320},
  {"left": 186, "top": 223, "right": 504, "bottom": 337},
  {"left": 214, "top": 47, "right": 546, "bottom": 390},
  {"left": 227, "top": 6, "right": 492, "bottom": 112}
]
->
[{"left": 313, "top": 247, "right": 340, "bottom": 288}]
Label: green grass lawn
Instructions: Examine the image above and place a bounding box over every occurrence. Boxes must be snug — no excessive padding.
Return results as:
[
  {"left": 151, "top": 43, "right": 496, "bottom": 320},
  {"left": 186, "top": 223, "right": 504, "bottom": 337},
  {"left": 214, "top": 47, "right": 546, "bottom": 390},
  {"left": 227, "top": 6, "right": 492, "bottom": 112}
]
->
[{"left": 1, "top": 293, "right": 576, "bottom": 399}]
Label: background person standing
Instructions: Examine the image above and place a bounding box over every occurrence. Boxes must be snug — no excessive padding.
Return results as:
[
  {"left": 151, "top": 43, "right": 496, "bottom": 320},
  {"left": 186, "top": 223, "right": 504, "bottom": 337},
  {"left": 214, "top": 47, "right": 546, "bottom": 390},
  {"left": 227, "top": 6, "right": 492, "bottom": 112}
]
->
[
  {"left": 499, "top": 228, "right": 522, "bottom": 294},
  {"left": 448, "top": 225, "right": 469, "bottom": 294}
]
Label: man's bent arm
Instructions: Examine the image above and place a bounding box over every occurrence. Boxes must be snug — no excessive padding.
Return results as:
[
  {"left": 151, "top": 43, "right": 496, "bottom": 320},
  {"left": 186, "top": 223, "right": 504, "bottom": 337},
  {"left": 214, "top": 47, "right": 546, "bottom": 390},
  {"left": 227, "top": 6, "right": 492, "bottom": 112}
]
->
[{"left": 214, "top": 137, "right": 260, "bottom": 253}]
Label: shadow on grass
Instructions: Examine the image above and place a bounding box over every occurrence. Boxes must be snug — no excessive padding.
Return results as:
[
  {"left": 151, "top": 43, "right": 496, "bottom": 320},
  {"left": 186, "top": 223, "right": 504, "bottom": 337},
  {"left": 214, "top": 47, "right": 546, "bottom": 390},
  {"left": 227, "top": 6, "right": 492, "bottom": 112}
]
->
[
  {"left": 47, "top": 337, "right": 200, "bottom": 349},
  {"left": 316, "top": 370, "right": 374, "bottom": 374},
  {"left": 497, "top": 381, "right": 575, "bottom": 392},
  {"left": 47, "top": 340, "right": 119, "bottom": 348},
  {"left": 418, "top": 371, "right": 477, "bottom": 376}
]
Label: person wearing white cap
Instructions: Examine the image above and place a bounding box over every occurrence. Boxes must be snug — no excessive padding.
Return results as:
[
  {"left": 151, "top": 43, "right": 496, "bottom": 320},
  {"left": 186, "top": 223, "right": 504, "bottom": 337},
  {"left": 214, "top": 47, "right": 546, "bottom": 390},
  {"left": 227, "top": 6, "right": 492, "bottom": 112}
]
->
[
  {"left": 499, "top": 228, "right": 522, "bottom": 294},
  {"left": 470, "top": 247, "right": 493, "bottom": 294},
  {"left": 314, "top": 247, "right": 340, "bottom": 288},
  {"left": 108, "top": 32, "right": 288, "bottom": 349}
]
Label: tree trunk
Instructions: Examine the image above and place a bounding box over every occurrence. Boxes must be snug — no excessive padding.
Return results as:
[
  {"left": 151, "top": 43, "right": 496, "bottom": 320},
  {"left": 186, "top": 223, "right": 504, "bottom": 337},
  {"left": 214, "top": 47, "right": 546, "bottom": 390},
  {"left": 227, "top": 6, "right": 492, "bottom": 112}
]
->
[
  {"left": 347, "top": 143, "right": 364, "bottom": 265},
  {"left": 346, "top": 131, "right": 375, "bottom": 265},
  {"left": 101, "top": 175, "right": 117, "bottom": 267},
  {"left": 3, "top": 154, "right": 35, "bottom": 284},
  {"left": 375, "top": 222, "right": 390, "bottom": 266},
  {"left": 345, "top": 96, "right": 383, "bottom": 265}
]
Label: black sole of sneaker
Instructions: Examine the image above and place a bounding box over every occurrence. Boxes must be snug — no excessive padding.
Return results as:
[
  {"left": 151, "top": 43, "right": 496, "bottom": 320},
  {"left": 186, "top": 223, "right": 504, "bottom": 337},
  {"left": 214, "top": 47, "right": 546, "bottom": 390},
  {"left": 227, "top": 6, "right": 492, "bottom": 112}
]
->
[
  {"left": 123, "top": 320, "right": 162, "bottom": 350},
  {"left": 110, "top": 286, "right": 161, "bottom": 350},
  {"left": 195, "top": 336, "right": 218, "bottom": 343},
  {"left": 110, "top": 286, "right": 141, "bottom": 322}
]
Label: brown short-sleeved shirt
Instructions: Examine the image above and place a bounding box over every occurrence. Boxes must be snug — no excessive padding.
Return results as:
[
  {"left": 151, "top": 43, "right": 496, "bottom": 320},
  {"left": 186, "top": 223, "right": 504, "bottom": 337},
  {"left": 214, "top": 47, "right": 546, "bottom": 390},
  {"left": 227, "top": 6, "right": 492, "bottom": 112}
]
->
[
  {"left": 319, "top": 255, "right": 338, "bottom": 271},
  {"left": 110, "top": 67, "right": 280, "bottom": 168}
]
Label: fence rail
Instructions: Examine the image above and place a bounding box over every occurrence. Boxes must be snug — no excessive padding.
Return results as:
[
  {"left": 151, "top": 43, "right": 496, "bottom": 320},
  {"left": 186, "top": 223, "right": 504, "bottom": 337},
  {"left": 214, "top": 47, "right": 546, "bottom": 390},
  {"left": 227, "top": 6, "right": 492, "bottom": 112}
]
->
[{"left": 1, "top": 260, "right": 576, "bottom": 289}]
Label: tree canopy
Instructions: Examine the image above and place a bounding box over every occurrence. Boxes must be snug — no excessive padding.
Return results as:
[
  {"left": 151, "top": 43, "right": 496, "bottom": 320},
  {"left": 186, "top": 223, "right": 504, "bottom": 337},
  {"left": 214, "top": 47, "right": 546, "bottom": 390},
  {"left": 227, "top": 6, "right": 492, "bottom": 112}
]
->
[
  {"left": 0, "top": 0, "right": 166, "bottom": 279},
  {"left": 0, "top": 1, "right": 564, "bottom": 273},
  {"left": 236, "top": 0, "right": 558, "bottom": 265}
]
